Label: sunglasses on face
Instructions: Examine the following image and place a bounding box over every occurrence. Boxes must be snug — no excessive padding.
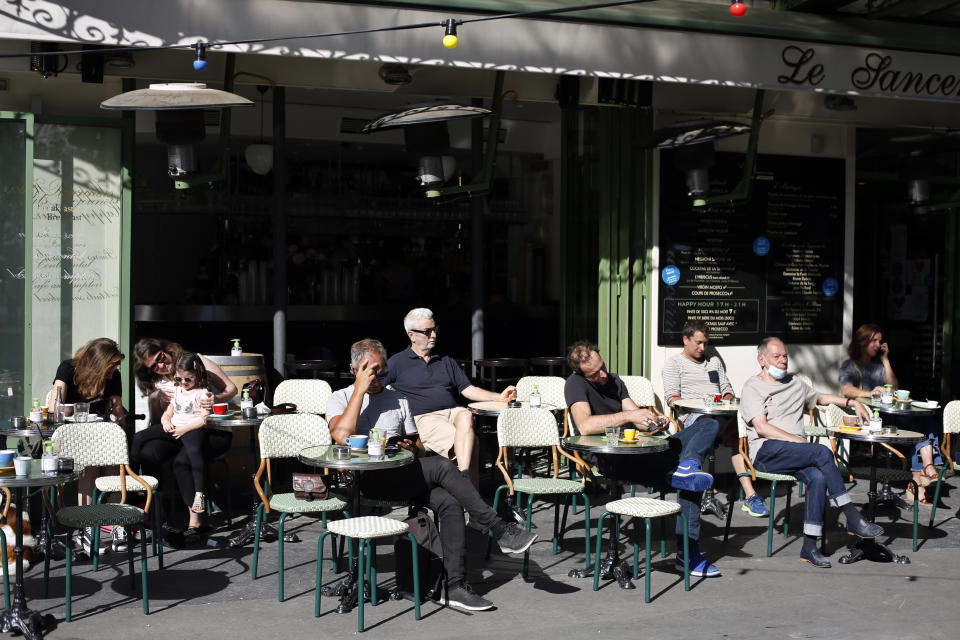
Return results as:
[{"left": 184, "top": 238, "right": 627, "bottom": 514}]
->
[
  {"left": 174, "top": 375, "right": 195, "bottom": 384},
  {"left": 410, "top": 327, "right": 438, "bottom": 336},
  {"left": 148, "top": 351, "right": 169, "bottom": 372}
]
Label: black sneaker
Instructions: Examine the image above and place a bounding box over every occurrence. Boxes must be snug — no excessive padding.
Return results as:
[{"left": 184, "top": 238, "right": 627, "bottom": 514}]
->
[
  {"left": 445, "top": 581, "right": 494, "bottom": 611},
  {"left": 496, "top": 523, "right": 538, "bottom": 554}
]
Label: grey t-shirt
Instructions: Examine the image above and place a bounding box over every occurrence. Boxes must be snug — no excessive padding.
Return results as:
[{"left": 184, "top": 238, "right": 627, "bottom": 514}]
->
[
  {"left": 662, "top": 353, "right": 734, "bottom": 426},
  {"left": 326, "top": 385, "right": 417, "bottom": 439},
  {"left": 739, "top": 374, "right": 819, "bottom": 461},
  {"left": 838, "top": 359, "right": 886, "bottom": 392}
]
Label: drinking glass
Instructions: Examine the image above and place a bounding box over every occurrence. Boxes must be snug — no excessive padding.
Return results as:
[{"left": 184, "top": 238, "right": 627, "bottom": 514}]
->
[
  {"left": 74, "top": 401, "right": 90, "bottom": 423},
  {"left": 604, "top": 425, "right": 620, "bottom": 443}
]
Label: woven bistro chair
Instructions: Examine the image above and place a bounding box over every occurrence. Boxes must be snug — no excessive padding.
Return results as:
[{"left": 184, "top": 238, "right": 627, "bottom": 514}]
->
[
  {"left": 92, "top": 465, "right": 162, "bottom": 566},
  {"left": 928, "top": 400, "right": 959, "bottom": 529},
  {"left": 723, "top": 414, "right": 800, "bottom": 557},
  {"left": 486, "top": 407, "right": 592, "bottom": 577},
  {"left": 250, "top": 413, "right": 348, "bottom": 602},
  {"left": 49, "top": 421, "right": 154, "bottom": 621},
  {"left": 273, "top": 379, "right": 333, "bottom": 417},
  {"left": 620, "top": 375, "right": 678, "bottom": 432},
  {"left": 592, "top": 496, "right": 690, "bottom": 602},
  {"left": 316, "top": 516, "right": 422, "bottom": 633}
]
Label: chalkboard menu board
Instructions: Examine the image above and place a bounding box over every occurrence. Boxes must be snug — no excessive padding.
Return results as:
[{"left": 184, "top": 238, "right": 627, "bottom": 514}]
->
[{"left": 658, "top": 152, "right": 844, "bottom": 346}]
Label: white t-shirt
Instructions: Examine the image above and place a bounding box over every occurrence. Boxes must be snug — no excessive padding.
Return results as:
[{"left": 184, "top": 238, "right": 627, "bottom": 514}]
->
[
  {"left": 326, "top": 385, "right": 417, "bottom": 439},
  {"left": 171, "top": 386, "right": 210, "bottom": 428}
]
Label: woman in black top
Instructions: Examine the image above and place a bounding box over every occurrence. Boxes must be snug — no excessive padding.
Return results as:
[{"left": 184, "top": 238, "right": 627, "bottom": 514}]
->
[{"left": 48, "top": 337, "right": 127, "bottom": 506}]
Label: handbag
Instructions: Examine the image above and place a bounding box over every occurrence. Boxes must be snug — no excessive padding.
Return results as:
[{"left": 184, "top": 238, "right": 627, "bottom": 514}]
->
[
  {"left": 292, "top": 473, "right": 328, "bottom": 501},
  {"left": 242, "top": 378, "right": 265, "bottom": 405},
  {"left": 270, "top": 402, "right": 297, "bottom": 415}
]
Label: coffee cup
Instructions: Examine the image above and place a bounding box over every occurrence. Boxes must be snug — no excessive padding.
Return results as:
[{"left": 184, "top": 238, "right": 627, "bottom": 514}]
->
[
  {"left": 841, "top": 415, "right": 860, "bottom": 426},
  {"left": 0, "top": 449, "right": 14, "bottom": 467},
  {"left": 13, "top": 456, "right": 31, "bottom": 476},
  {"left": 622, "top": 428, "right": 638, "bottom": 441},
  {"left": 213, "top": 403, "right": 229, "bottom": 415},
  {"left": 895, "top": 389, "right": 910, "bottom": 402},
  {"left": 60, "top": 403, "right": 74, "bottom": 417},
  {"left": 347, "top": 434, "right": 368, "bottom": 450}
]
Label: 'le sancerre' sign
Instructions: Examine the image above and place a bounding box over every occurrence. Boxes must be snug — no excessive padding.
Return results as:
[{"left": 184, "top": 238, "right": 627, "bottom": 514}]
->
[{"left": 778, "top": 45, "right": 960, "bottom": 100}]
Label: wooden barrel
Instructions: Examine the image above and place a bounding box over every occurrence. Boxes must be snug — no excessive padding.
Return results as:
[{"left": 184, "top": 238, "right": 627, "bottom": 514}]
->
[{"left": 204, "top": 353, "right": 267, "bottom": 405}]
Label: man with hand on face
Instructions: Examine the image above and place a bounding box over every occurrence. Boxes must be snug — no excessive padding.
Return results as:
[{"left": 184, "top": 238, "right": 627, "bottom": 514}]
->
[
  {"left": 385, "top": 307, "right": 517, "bottom": 488},
  {"left": 740, "top": 337, "right": 878, "bottom": 569},
  {"left": 663, "top": 320, "right": 767, "bottom": 517},
  {"left": 328, "top": 338, "right": 537, "bottom": 612}
]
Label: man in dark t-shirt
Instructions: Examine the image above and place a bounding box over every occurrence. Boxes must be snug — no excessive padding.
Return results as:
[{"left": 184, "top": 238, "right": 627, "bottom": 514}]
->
[{"left": 564, "top": 340, "right": 721, "bottom": 578}]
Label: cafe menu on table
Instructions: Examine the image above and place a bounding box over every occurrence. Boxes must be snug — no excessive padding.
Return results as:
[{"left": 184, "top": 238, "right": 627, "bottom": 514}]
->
[{"left": 658, "top": 152, "right": 844, "bottom": 346}]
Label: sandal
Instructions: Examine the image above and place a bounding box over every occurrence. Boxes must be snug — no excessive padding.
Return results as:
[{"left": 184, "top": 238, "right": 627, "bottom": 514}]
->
[
  {"left": 918, "top": 463, "right": 939, "bottom": 487},
  {"left": 905, "top": 486, "right": 935, "bottom": 508},
  {"left": 190, "top": 493, "right": 206, "bottom": 514}
]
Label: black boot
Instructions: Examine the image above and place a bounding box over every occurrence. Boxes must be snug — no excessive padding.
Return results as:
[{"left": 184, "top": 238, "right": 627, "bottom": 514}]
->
[{"left": 842, "top": 504, "right": 884, "bottom": 538}]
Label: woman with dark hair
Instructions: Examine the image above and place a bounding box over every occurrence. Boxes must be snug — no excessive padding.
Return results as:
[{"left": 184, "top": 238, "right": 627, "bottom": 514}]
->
[
  {"left": 48, "top": 337, "right": 127, "bottom": 506},
  {"left": 131, "top": 338, "right": 237, "bottom": 533},
  {"left": 839, "top": 324, "right": 939, "bottom": 505},
  {"left": 839, "top": 323, "right": 898, "bottom": 400}
]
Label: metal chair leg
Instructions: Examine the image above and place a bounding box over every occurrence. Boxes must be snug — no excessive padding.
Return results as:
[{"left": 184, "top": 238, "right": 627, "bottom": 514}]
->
[
  {"left": 315, "top": 531, "right": 332, "bottom": 616},
  {"left": 278, "top": 512, "right": 289, "bottom": 601},
  {"left": 767, "top": 481, "right": 777, "bottom": 557},
  {"left": 251, "top": 503, "right": 264, "bottom": 579}
]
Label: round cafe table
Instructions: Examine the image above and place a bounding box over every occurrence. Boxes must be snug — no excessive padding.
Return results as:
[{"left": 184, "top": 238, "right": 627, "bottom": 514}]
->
[
  {"left": 827, "top": 425, "right": 924, "bottom": 565},
  {"left": 562, "top": 434, "right": 670, "bottom": 589},
  {"left": 299, "top": 444, "right": 414, "bottom": 614},
  {"left": 204, "top": 411, "right": 272, "bottom": 547},
  {"left": 0, "top": 461, "right": 77, "bottom": 640},
  {"left": 671, "top": 399, "right": 739, "bottom": 518},
  {"left": 466, "top": 400, "right": 558, "bottom": 416},
  {"left": 862, "top": 400, "right": 939, "bottom": 509}
]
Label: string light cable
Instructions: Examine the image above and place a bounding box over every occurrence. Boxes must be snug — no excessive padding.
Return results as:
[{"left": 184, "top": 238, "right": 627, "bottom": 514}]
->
[{"left": 0, "top": 0, "right": 662, "bottom": 63}]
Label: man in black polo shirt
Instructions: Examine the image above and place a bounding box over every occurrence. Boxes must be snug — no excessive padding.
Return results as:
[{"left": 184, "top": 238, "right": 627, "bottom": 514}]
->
[
  {"left": 385, "top": 307, "right": 516, "bottom": 488},
  {"left": 564, "top": 340, "right": 721, "bottom": 578}
]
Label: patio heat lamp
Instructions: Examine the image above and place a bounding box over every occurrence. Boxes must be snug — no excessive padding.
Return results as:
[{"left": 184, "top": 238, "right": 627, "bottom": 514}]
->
[{"left": 101, "top": 80, "right": 252, "bottom": 189}]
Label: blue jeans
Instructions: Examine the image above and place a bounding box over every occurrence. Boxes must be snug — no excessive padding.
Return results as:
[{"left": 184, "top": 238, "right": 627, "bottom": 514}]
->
[
  {"left": 592, "top": 419, "right": 718, "bottom": 541},
  {"left": 753, "top": 440, "right": 851, "bottom": 537}
]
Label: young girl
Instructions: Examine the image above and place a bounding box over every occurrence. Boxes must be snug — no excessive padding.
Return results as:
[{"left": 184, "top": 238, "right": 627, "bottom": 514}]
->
[{"left": 160, "top": 353, "right": 213, "bottom": 514}]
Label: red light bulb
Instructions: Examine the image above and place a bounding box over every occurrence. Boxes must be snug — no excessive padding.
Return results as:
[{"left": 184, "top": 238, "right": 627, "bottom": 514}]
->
[{"left": 730, "top": 2, "right": 747, "bottom": 17}]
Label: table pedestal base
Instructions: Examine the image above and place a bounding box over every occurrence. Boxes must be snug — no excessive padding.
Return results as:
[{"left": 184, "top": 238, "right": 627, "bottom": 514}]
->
[
  {"left": 227, "top": 492, "right": 299, "bottom": 548},
  {"left": 0, "top": 589, "right": 43, "bottom": 640},
  {"left": 568, "top": 552, "right": 636, "bottom": 590},
  {"left": 700, "top": 489, "right": 725, "bottom": 519},
  {"left": 320, "top": 560, "right": 381, "bottom": 613},
  {"left": 838, "top": 538, "right": 910, "bottom": 565},
  {"left": 875, "top": 482, "right": 910, "bottom": 510}
]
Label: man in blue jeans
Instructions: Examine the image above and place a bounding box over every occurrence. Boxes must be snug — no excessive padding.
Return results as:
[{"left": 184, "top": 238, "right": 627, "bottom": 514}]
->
[
  {"left": 740, "top": 337, "right": 879, "bottom": 568},
  {"left": 564, "top": 340, "right": 720, "bottom": 578}
]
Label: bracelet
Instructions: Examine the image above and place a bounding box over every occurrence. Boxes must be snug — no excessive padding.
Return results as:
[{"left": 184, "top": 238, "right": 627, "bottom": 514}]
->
[{"left": 845, "top": 398, "right": 850, "bottom": 407}]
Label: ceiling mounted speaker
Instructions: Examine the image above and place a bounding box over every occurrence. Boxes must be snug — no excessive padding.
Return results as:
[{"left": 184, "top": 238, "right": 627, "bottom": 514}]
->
[{"left": 379, "top": 64, "right": 412, "bottom": 86}]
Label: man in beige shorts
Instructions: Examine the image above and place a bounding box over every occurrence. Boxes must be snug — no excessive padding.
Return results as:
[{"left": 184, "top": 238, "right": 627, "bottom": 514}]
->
[{"left": 385, "top": 308, "right": 516, "bottom": 487}]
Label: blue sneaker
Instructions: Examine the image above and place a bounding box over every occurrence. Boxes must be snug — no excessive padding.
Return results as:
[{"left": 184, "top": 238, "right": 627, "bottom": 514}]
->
[
  {"left": 669, "top": 459, "right": 713, "bottom": 492},
  {"left": 675, "top": 548, "right": 721, "bottom": 578},
  {"left": 741, "top": 493, "right": 769, "bottom": 517}
]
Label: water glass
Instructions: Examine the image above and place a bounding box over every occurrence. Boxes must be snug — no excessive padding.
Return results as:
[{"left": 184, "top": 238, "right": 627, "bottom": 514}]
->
[
  {"left": 74, "top": 401, "right": 90, "bottom": 423},
  {"left": 604, "top": 425, "right": 620, "bottom": 443},
  {"left": 703, "top": 395, "right": 714, "bottom": 407}
]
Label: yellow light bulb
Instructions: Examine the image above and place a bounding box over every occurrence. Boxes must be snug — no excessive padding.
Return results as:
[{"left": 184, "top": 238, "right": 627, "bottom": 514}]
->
[{"left": 442, "top": 34, "right": 458, "bottom": 49}]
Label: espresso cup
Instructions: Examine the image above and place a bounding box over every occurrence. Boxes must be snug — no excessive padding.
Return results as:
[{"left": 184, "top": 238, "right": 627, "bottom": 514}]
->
[
  {"left": 13, "top": 456, "right": 31, "bottom": 476},
  {"left": 60, "top": 404, "right": 75, "bottom": 417},
  {"left": 622, "top": 428, "right": 638, "bottom": 441},
  {"left": 213, "top": 403, "right": 229, "bottom": 415},
  {"left": 347, "top": 434, "right": 368, "bottom": 450},
  {"left": 895, "top": 389, "right": 910, "bottom": 402}
]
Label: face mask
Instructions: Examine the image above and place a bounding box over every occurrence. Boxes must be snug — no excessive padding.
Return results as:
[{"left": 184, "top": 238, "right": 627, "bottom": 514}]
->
[{"left": 766, "top": 363, "right": 788, "bottom": 380}]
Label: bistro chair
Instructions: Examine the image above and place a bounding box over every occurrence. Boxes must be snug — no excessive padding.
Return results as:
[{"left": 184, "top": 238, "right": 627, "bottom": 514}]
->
[
  {"left": 316, "top": 516, "right": 422, "bottom": 633},
  {"left": 49, "top": 421, "right": 154, "bottom": 621},
  {"left": 592, "top": 496, "right": 689, "bottom": 602},
  {"left": 723, "top": 415, "right": 799, "bottom": 557},
  {"left": 250, "top": 413, "right": 348, "bottom": 602},
  {"left": 620, "top": 375, "right": 677, "bottom": 432},
  {"left": 474, "top": 357, "right": 527, "bottom": 392},
  {"left": 273, "top": 378, "right": 333, "bottom": 416},
  {"left": 928, "top": 400, "right": 959, "bottom": 529},
  {"left": 486, "top": 407, "right": 592, "bottom": 577}
]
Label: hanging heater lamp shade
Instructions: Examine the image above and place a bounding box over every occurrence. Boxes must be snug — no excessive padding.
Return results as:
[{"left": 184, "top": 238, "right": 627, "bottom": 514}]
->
[
  {"left": 245, "top": 143, "right": 274, "bottom": 175},
  {"left": 639, "top": 119, "right": 751, "bottom": 149},
  {"left": 362, "top": 104, "right": 490, "bottom": 132},
  {"left": 101, "top": 83, "right": 253, "bottom": 110}
]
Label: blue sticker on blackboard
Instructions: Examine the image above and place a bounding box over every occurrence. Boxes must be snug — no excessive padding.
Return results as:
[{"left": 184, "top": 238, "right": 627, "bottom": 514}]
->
[
  {"left": 661, "top": 265, "right": 680, "bottom": 286},
  {"left": 753, "top": 237, "right": 770, "bottom": 256},
  {"left": 822, "top": 277, "right": 839, "bottom": 297}
]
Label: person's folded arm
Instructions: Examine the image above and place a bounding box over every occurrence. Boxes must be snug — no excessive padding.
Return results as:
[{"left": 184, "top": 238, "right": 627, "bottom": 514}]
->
[{"left": 569, "top": 401, "right": 654, "bottom": 435}]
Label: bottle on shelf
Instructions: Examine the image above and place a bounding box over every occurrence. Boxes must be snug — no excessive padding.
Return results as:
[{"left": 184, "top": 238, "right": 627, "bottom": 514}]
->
[
  {"left": 231, "top": 338, "right": 243, "bottom": 357},
  {"left": 529, "top": 385, "right": 541, "bottom": 408},
  {"left": 29, "top": 398, "right": 42, "bottom": 424}
]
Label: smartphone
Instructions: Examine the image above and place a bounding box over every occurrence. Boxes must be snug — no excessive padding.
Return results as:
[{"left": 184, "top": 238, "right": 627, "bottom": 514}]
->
[{"left": 386, "top": 432, "right": 420, "bottom": 447}]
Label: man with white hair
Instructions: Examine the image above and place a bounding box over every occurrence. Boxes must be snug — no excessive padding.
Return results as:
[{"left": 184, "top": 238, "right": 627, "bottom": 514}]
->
[
  {"left": 740, "top": 336, "right": 879, "bottom": 568},
  {"left": 385, "top": 308, "right": 516, "bottom": 488}
]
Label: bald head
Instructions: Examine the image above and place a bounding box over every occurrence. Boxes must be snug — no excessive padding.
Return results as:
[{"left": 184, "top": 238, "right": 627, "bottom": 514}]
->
[{"left": 758, "top": 337, "right": 785, "bottom": 357}]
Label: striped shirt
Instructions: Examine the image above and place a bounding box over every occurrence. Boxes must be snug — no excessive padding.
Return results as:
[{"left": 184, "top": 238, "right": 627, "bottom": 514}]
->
[{"left": 662, "top": 353, "right": 733, "bottom": 425}]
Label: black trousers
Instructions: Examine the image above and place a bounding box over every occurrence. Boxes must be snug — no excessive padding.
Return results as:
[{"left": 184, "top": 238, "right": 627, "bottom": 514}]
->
[
  {"left": 359, "top": 455, "right": 502, "bottom": 585},
  {"left": 131, "top": 424, "right": 232, "bottom": 508}
]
